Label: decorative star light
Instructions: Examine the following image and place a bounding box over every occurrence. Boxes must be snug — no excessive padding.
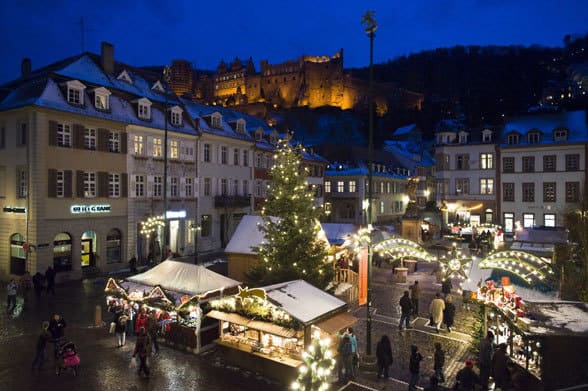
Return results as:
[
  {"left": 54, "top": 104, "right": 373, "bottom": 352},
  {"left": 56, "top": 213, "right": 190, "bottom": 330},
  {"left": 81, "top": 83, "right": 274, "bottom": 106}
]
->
[{"left": 439, "top": 244, "right": 472, "bottom": 280}]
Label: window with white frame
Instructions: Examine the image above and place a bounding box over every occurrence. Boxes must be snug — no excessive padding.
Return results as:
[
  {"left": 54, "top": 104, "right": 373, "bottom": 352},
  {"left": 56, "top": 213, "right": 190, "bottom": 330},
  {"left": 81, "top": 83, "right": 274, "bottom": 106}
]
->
[
  {"left": 56, "top": 170, "right": 64, "bottom": 198},
  {"left": 203, "top": 144, "right": 211, "bottom": 162},
  {"left": 109, "top": 174, "right": 120, "bottom": 197},
  {"left": 233, "top": 148, "right": 240, "bottom": 165},
  {"left": 243, "top": 180, "right": 249, "bottom": 195},
  {"left": 544, "top": 214, "right": 556, "bottom": 227},
  {"left": 16, "top": 167, "right": 27, "bottom": 198},
  {"left": 243, "top": 150, "right": 249, "bottom": 167},
  {"left": 134, "top": 135, "right": 144, "bottom": 155},
  {"left": 255, "top": 152, "right": 263, "bottom": 167},
  {"left": 554, "top": 129, "right": 568, "bottom": 141},
  {"left": 480, "top": 178, "right": 494, "bottom": 194},
  {"left": 153, "top": 176, "right": 163, "bottom": 197},
  {"left": 170, "top": 107, "right": 182, "bottom": 126},
  {"left": 153, "top": 138, "right": 163, "bottom": 158},
  {"left": 349, "top": 180, "right": 356, "bottom": 192},
  {"left": 66, "top": 80, "right": 85, "bottom": 105},
  {"left": 84, "top": 128, "right": 97, "bottom": 150},
  {"left": 337, "top": 181, "right": 344, "bottom": 192},
  {"left": 221, "top": 146, "right": 228, "bottom": 164},
  {"left": 204, "top": 178, "right": 211, "bottom": 196},
  {"left": 170, "top": 140, "right": 178, "bottom": 159},
  {"left": 380, "top": 201, "right": 385, "bottom": 214},
  {"left": 185, "top": 178, "right": 193, "bottom": 197},
  {"left": 233, "top": 179, "right": 239, "bottom": 195},
  {"left": 109, "top": 131, "right": 120, "bottom": 153},
  {"left": 236, "top": 120, "right": 245, "bottom": 133},
  {"left": 528, "top": 132, "right": 540, "bottom": 144},
  {"left": 480, "top": 153, "right": 493, "bottom": 169},
  {"left": 94, "top": 87, "right": 110, "bottom": 110},
  {"left": 138, "top": 99, "right": 151, "bottom": 120},
  {"left": 171, "top": 177, "right": 178, "bottom": 197},
  {"left": 84, "top": 172, "right": 96, "bottom": 197},
  {"left": 135, "top": 175, "right": 145, "bottom": 197},
  {"left": 211, "top": 114, "right": 222, "bottom": 129},
  {"left": 57, "top": 123, "right": 72, "bottom": 147},
  {"left": 220, "top": 179, "right": 228, "bottom": 195},
  {"left": 325, "top": 181, "right": 331, "bottom": 193},
  {"left": 455, "top": 178, "right": 469, "bottom": 194},
  {"left": 507, "top": 133, "right": 520, "bottom": 145},
  {"left": 523, "top": 213, "right": 535, "bottom": 228},
  {"left": 255, "top": 180, "right": 262, "bottom": 197}
]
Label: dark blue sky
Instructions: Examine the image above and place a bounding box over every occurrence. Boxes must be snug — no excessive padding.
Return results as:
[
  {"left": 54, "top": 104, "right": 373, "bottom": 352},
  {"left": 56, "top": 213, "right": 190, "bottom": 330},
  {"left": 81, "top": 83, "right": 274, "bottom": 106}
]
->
[{"left": 1, "top": 0, "right": 587, "bottom": 83}]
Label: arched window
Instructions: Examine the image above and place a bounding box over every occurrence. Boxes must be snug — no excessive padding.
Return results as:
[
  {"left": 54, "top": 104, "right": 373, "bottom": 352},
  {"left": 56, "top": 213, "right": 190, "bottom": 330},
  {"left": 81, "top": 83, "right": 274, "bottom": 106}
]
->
[
  {"left": 53, "top": 232, "right": 73, "bottom": 272},
  {"left": 10, "top": 233, "right": 26, "bottom": 275},
  {"left": 106, "top": 229, "right": 122, "bottom": 264}
]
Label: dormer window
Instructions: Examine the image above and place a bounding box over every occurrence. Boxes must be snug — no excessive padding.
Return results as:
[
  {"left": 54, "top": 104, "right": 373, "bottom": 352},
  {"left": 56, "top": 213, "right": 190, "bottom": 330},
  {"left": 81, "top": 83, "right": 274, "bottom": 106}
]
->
[
  {"left": 458, "top": 131, "right": 468, "bottom": 143},
  {"left": 170, "top": 106, "right": 183, "bottom": 126},
  {"left": 482, "top": 129, "right": 493, "bottom": 143},
  {"left": 137, "top": 98, "right": 152, "bottom": 120},
  {"left": 269, "top": 131, "right": 278, "bottom": 145},
  {"left": 211, "top": 113, "right": 222, "bottom": 129},
  {"left": 65, "top": 80, "right": 86, "bottom": 105},
  {"left": 255, "top": 129, "right": 263, "bottom": 141},
  {"left": 527, "top": 131, "right": 541, "bottom": 144},
  {"left": 93, "top": 87, "right": 111, "bottom": 111},
  {"left": 554, "top": 128, "right": 568, "bottom": 141},
  {"left": 152, "top": 80, "right": 165, "bottom": 93},
  {"left": 117, "top": 70, "right": 133, "bottom": 84},
  {"left": 507, "top": 133, "right": 520, "bottom": 145},
  {"left": 235, "top": 119, "right": 246, "bottom": 134}
]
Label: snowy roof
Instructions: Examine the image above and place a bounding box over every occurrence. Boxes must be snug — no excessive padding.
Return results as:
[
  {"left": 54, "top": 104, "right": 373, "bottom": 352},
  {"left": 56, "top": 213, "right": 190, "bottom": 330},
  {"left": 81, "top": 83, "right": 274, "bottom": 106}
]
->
[
  {"left": 181, "top": 99, "right": 254, "bottom": 142},
  {"left": 383, "top": 140, "right": 435, "bottom": 169},
  {"left": 394, "top": 123, "right": 418, "bottom": 136},
  {"left": 501, "top": 110, "right": 588, "bottom": 145},
  {"left": 224, "top": 215, "right": 268, "bottom": 255},
  {"left": 126, "top": 260, "right": 240, "bottom": 296},
  {"left": 262, "top": 279, "right": 347, "bottom": 324},
  {"left": 321, "top": 223, "right": 358, "bottom": 245},
  {"left": 525, "top": 301, "right": 588, "bottom": 337}
]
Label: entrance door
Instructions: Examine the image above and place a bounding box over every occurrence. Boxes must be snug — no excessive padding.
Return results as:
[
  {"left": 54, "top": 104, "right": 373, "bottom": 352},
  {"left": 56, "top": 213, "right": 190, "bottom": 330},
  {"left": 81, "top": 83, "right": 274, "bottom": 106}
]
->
[
  {"left": 81, "top": 238, "right": 94, "bottom": 267},
  {"left": 169, "top": 220, "right": 179, "bottom": 255},
  {"left": 503, "top": 213, "right": 514, "bottom": 234}
]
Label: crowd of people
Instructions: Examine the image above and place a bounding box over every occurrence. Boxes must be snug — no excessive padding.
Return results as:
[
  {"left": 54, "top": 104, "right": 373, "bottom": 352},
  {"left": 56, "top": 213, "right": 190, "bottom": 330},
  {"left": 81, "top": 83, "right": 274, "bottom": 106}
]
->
[
  {"left": 30, "top": 313, "right": 79, "bottom": 376},
  {"left": 5, "top": 266, "right": 57, "bottom": 316}
]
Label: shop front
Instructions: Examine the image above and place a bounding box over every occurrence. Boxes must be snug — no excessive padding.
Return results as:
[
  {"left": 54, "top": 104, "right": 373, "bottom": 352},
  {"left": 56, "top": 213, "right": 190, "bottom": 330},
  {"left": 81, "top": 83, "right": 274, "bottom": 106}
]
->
[{"left": 206, "top": 280, "right": 357, "bottom": 385}]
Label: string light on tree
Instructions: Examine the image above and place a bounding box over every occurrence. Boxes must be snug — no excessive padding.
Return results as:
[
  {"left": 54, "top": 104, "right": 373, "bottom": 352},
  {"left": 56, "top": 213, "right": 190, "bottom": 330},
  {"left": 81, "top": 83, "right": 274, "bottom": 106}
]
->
[
  {"left": 140, "top": 215, "right": 165, "bottom": 238},
  {"left": 291, "top": 330, "right": 335, "bottom": 391}
]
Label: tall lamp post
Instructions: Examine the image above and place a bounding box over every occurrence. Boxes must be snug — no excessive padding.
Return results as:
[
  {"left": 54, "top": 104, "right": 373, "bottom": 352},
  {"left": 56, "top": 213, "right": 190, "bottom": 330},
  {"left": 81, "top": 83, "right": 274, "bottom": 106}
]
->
[
  {"left": 162, "top": 66, "right": 171, "bottom": 260},
  {"left": 362, "top": 10, "right": 377, "bottom": 356}
]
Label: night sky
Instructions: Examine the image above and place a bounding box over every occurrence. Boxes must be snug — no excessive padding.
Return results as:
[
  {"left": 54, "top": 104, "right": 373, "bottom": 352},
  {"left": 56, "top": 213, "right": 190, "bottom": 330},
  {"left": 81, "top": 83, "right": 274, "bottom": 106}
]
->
[{"left": 0, "top": 0, "right": 587, "bottom": 83}]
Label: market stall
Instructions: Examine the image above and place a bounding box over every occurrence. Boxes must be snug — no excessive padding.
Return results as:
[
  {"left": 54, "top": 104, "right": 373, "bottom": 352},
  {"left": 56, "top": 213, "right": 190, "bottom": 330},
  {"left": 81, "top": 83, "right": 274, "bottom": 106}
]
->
[
  {"left": 206, "top": 279, "right": 357, "bottom": 385},
  {"left": 475, "top": 279, "right": 588, "bottom": 390},
  {"left": 104, "top": 260, "right": 241, "bottom": 353}
]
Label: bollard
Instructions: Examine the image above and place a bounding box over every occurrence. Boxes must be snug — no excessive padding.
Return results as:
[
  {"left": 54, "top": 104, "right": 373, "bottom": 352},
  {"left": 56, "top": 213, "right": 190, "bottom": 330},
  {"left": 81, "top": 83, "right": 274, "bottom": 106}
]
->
[{"left": 95, "top": 304, "right": 102, "bottom": 327}]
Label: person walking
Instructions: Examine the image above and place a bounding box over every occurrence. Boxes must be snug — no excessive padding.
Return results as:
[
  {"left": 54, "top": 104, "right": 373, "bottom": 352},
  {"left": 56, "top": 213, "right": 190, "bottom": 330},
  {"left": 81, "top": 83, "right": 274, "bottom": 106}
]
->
[
  {"left": 455, "top": 360, "right": 480, "bottom": 391},
  {"left": 347, "top": 327, "right": 358, "bottom": 379},
  {"left": 478, "top": 331, "right": 495, "bottom": 390},
  {"left": 31, "top": 321, "right": 51, "bottom": 372},
  {"left": 443, "top": 294, "right": 456, "bottom": 333},
  {"left": 45, "top": 266, "right": 56, "bottom": 295},
  {"left": 48, "top": 314, "right": 66, "bottom": 359},
  {"left": 146, "top": 310, "right": 160, "bottom": 355},
  {"left": 433, "top": 342, "right": 445, "bottom": 383},
  {"left": 399, "top": 290, "right": 413, "bottom": 331},
  {"left": 409, "top": 281, "right": 421, "bottom": 316},
  {"left": 492, "top": 343, "right": 510, "bottom": 390},
  {"left": 134, "top": 307, "right": 148, "bottom": 336},
  {"left": 32, "top": 272, "right": 44, "bottom": 300},
  {"left": 375, "top": 335, "right": 393, "bottom": 380},
  {"left": 408, "top": 345, "right": 423, "bottom": 391},
  {"left": 20, "top": 271, "right": 32, "bottom": 308},
  {"left": 441, "top": 278, "right": 452, "bottom": 297},
  {"left": 133, "top": 327, "right": 151, "bottom": 378},
  {"left": 429, "top": 293, "right": 445, "bottom": 333},
  {"left": 337, "top": 333, "right": 353, "bottom": 384},
  {"left": 6, "top": 279, "right": 18, "bottom": 314},
  {"left": 115, "top": 308, "right": 129, "bottom": 347}
]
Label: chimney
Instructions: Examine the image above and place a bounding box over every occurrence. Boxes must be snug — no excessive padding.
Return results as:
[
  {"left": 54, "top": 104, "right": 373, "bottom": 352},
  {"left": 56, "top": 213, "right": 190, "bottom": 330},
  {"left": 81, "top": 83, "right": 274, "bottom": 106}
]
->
[
  {"left": 21, "top": 58, "right": 31, "bottom": 77},
  {"left": 101, "top": 42, "right": 114, "bottom": 74}
]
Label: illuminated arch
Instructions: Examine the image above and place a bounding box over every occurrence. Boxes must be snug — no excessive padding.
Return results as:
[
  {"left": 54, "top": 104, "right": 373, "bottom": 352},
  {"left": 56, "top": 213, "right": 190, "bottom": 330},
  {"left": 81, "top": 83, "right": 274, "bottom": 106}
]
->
[
  {"left": 478, "top": 250, "right": 554, "bottom": 285},
  {"left": 373, "top": 237, "right": 436, "bottom": 263}
]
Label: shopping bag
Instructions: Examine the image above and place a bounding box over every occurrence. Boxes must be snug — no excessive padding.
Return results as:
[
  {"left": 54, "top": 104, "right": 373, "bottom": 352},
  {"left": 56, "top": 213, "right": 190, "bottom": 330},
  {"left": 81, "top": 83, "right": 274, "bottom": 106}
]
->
[
  {"left": 109, "top": 322, "right": 116, "bottom": 334},
  {"left": 128, "top": 356, "right": 138, "bottom": 368}
]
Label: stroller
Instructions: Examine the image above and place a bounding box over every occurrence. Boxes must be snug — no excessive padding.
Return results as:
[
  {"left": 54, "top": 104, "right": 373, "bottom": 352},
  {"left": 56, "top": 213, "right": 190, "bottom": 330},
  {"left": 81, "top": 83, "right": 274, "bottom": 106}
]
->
[{"left": 57, "top": 341, "right": 80, "bottom": 376}]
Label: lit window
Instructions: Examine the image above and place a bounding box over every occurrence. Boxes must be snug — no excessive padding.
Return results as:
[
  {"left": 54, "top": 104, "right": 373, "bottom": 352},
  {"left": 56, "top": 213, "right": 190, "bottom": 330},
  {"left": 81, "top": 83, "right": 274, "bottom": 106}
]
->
[
  {"left": 523, "top": 213, "right": 535, "bottom": 228},
  {"left": 325, "top": 181, "right": 331, "bottom": 193},
  {"left": 480, "top": 153, "right": 493, "bottom": 170},
  {"left": 109, "top": 132, "right": 120, "bottom": 153},
  {"left": 153, "top": 138, "right": 163, "bottom": 158},
  {"left": 337, "top": 181, "right": 344, "bottom": 192},
  {"left": 84, "top": 172, "right": 96, "bottom": 198},
  {"left": 349, "top": 180, "right": 356, "bottom": 192},
  {"left": 109, "top": 174, "right": 120, "bottom": 197},
  {"left": 56, "top": 170, "right": 64, "bottom": 198},
  {"left": 94, "top": 87, "right": 111, "bottom": 110},
  {"left": 134, "top": 135, "right": 144, "bottom": 155},
  {"left": 84, "top": 128, "right": 97, "bottom": 150},
  {"left": 544, "top": 214, "right": 556, "bottom": 227},
  {"left": 170, "top": 140, "right": 178, "bottom": 159},
  {"left": 480, "top": 178, "right": 493, "bottom": 195}
]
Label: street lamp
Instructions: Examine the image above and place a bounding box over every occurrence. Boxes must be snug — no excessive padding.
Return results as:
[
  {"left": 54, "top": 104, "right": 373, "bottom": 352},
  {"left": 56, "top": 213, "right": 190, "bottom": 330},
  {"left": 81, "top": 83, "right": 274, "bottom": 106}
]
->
[
  {"left": 162, "top": 66, "right": 171, "bottom": 261},
  {"left": 362, "top": 9, "right": 377, "bottom": 357}
]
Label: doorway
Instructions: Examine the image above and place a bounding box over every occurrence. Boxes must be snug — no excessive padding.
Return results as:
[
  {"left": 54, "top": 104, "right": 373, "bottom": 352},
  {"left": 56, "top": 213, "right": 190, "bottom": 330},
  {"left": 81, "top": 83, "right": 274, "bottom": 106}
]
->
[{"left": 81, "top": 231, "right": 97, "bottom": 267}]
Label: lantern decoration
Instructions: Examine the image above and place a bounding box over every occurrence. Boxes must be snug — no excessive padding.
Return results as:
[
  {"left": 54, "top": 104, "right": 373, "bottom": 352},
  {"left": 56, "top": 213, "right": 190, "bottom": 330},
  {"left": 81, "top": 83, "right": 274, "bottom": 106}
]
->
[
  {"left": 478, "top": 250, "right": 554, "bottom": 285},
  {"left": 291, "top": 330, "right": 335, "bottom": 391}
]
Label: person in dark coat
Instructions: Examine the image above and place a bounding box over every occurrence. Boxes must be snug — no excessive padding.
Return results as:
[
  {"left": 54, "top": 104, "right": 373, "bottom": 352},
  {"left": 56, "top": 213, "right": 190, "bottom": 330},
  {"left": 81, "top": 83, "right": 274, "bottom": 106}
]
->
[
  {"left": 337, "top": 333, "right": 353, "bottom": 383},
  {"left": 424, "top": 375, "right": 440, "bottom": 391},
  {"left": 48, "top": 314, "right": 66, "bottom": 359},
  {"left": 492, "top": 343, "right": 510, "bottom": 390},
  {"left": 32, "top": 272, "right": 45, "bottom": 300},
  {"left": 31, "top": 321, "right": 51, "bottom": 371},
  {"left": 441, "top": 278, "right": 452, "bottom": 296},
  {"left": 45, "top": 266, "right": 56, "bottom": 295},
  {"left": 433, "top": 342, "right": 445, "bottom": 383},
  {"left": 399, "top": 290, "right": 413, "bottom": 330},
  {"left": 443, "top": 294, "right": 456, "bottom": 333},
  {"left": 133, "top": 327, "right": 151, "bottom": 378},
  {"left": 375, "top": 335, "right": 393, "bottom": 379},
  {"left": 478, "top": 331, "right": 494, "bottom": 390},
  {"left": 409, "top": 281, "right": 421, "bottom": 316},
  {"left": 408, "top": 345, "right": 423, "bottom": 391},
  {"left": 455, "top": 359, "right": 480, "bottom": 391}
]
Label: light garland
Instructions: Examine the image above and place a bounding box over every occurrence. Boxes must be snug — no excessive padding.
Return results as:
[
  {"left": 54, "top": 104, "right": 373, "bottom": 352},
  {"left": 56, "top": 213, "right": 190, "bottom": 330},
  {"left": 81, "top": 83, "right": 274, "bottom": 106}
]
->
[
  {"left": 291, "top": 330, "right": 335, "bottom": 390},
  {"left": 478, "top": 250, "right": 554, "bottom": 284},
  {"left": 438, "top": 244, "right": 472, "bottom": 280},
  {"left": 140, "top": 215, "right": 165, "bottom": 237},
  {"left": 372, "top": 237, "right": 436, "bottom": 263}
]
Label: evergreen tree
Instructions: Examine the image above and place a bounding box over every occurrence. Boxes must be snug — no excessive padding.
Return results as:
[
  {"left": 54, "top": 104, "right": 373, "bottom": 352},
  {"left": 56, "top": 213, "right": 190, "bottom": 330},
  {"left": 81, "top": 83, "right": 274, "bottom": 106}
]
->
[
  {"left": 248, "top": 136, "right": 333, "bottom": 288},
  {"left": 291, "top": 331, "right": 336, "bottom": 391}
]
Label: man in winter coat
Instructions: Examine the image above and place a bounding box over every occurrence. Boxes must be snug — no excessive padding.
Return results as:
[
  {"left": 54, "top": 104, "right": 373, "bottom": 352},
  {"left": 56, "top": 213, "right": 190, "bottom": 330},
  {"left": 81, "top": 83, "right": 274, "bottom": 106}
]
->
[
  {"left": 478, "top": 331, "right": 495, "bottom": 390},
  {"left": 45, "top": 266, "right": 56, "bottom": 295},
  {"left": 375, "top": 335, "right": 393, "bottom": 379},
  {"left": 48, "top": 314, "right": 66, "bottom": 359},
  {"left": 443, "top": 294, "right": 456, "bottom": 333},
  {"left": 433, "top": 342, "right": 445, "bottom": 383},
  {"left": 399, "top": 291, "right": 413, "bottom": 331},
  {"left": 441, "top": 278, "right": 452, "bottom": 296},
  {"left": 409, "top": 281, "right": 421, "bottom": 316},
  {"left": 492, "top": 343, "right": 510, "bottom": 390},
  {"left": 408, "top": 345, "right": 423, "bottom": 391},
  {"left": 455, "top": 359, "right": 480, "bottom": 391},
  {"left": 32, "top": 272, "right": 45, "bottom": 299},
  {"left": 429, "top": 293, "right": 445, "bottom": 333}
]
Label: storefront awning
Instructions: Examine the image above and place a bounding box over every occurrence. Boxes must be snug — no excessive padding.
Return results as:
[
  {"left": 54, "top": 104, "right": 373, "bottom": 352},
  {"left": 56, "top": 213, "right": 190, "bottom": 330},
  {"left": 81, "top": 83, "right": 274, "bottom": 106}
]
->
[
  {"left": 314, "top": 312, "right": 358, "bottom": 335},
  {"left": 207, "top": 310, "right": 250, "bottom": 327},
  {"left": 206, "top": 310, "right": 298, "bottom": 338}
]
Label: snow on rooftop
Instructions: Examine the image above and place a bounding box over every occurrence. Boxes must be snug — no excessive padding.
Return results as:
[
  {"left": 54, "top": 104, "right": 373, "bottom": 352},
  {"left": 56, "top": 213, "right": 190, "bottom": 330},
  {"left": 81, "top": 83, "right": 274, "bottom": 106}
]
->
[
  {"left": 224, "top": 215, "right": 267, "bottom": 255},
  {"left": 321, "top": 223, "right": 357, "bottom": 245},
  {"left": 262, "top": 279, "right": 346, "bottom": 324},
  {"left": 526, "top": 301, "right": 588, "bottom": 336}
]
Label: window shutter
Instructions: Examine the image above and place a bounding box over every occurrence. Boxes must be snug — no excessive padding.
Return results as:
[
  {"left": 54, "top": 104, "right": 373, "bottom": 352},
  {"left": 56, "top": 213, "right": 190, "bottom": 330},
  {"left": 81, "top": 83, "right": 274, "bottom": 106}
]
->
[
  {"left": 147, "top": 175, "right": 154, "bottom": 197},
  {"left": 73, "top": 124, "right": 85, "bottom": 149},
  {"left": 146, "top": 136, "right": 153, "bottom": 157},
  {"left": 98, "top": 128, "right": 109, "bottom": 151},
  {"left": 76, "top": 170, "right": 85, "bottom": 197},
  {"left": 64, "top": 170, "right": 73, "bottom": 198},
  {"left": 98, "top": 171, "right": 108, "bottom": 197},
  {"left": 47, "top": 169, "right": 57, "bottom": 197},
  {"left": 121, "top": 173, "right": 128, "bottom": 197},
  {"left": 130, "top": 174, "right": 136, "bottom": 198},
  {"left": 179, "top": 177, "right": 186, "bottom": 198},
  {"left": 48, "top": 121, "right": 58, "bottom": 146},
  {"left": 194, "top": 178, "right": 199, "bottom": 197},
  {"left": 120, "top": 132, "right": 128, "bottom": 154}
]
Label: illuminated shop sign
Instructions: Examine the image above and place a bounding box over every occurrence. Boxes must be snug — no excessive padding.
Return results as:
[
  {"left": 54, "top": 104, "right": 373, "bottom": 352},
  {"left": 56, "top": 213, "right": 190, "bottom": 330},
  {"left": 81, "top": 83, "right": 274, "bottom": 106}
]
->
[
  {"left": 3, "top": 206, "right": 27, "bottom": 213},
  {"left": 70, "top": 204, "right": 112, "bottom": 214},
  {"left": 166, "top": 210, "right": 187, "bottom": 219}
]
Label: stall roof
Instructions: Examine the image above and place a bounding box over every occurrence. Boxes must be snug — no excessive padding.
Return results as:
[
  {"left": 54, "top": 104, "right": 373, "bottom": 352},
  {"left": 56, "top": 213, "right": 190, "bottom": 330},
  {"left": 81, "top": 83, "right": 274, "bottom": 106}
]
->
[
  {"left": 525, "top": 301, "right": 588, "bottom": 337},
  {"left": 126, "top": 260, "right": 240, "bottom": 296},
  {"left": 321, "top": 223, "right": 357, "bottom": 246},
  {"left": 313, "top": 312, "right": 358, "bottom": 335},
  {"left": 207, "top": 310, "right": 298, "bottom": 338},
  {"left": 263, "top": 280, "right": 347, "bottom": 325}
]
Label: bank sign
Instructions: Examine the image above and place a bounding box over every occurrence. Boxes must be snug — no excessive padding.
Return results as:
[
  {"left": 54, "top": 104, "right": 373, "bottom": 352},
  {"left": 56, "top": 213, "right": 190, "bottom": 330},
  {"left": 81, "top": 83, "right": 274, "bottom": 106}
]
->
[{"left": 70, "top": 204, "right": 111, "bottom": 214}]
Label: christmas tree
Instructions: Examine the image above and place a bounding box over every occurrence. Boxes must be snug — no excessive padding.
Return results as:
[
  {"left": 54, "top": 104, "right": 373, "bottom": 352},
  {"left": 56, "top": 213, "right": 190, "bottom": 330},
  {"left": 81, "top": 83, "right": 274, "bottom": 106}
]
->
[
  {"left": 291, "top": 331, "right": 336, "bottom": 390},
  {"left": 248, "top": 136, "right": 333, "bottom": 289}
]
